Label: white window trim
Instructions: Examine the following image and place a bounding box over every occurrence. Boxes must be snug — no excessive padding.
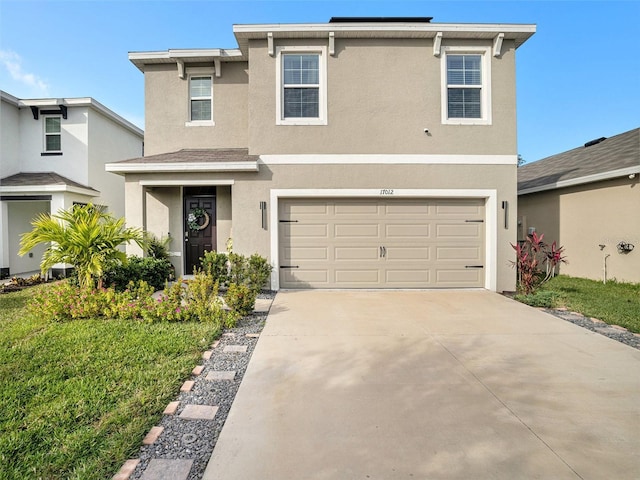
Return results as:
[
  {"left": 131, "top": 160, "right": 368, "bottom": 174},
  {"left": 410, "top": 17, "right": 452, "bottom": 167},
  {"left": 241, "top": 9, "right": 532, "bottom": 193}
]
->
[
  {"left": 186, "top": 70, "right": 215, "bottom": 127},
  {"left": 43, "top": 115, "right": 62, "bottom": 152},
  {"left": 275, "top": 46, "right": 328, "bottom": 126},
  {"left": 440, "top": 46, "right": 492, "bottom": 125}
]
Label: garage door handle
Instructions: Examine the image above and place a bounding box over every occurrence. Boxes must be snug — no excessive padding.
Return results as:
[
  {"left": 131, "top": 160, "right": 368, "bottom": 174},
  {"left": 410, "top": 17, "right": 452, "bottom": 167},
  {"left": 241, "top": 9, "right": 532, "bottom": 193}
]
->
[
  {"left": 280, "top": 265, "right": 299, "bottom": 269},
  {"left": 465, "top": 265, "right": 484, "bottom": 269},
  {"left": 465, "top": 220, "right": 484, "bottom": 223},
  {"left": 279, "top": 220, "right": 298, "bottom": 223},
  {"left": 379, "top": 246, "right": 387, "bottom": 258}
]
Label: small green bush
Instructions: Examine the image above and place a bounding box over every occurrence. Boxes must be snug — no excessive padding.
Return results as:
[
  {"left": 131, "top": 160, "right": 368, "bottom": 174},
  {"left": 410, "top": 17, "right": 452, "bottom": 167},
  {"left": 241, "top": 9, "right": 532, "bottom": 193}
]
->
[
  {"left": 227, "top": 252, "right": 272, "bottom": 294},
  {"left": 103, "top": 256, "right": 174, "bottom": 292},
  {"left": 225, "top": 283, "right": 256, "bottom": 317},
  {"left": 186, "top": 272, "right": 232, "bottom": 325},
  {"left": 31, "top": 281, "right": 156, "bottom": 322},
  {"left": 143, "top": 281, "right": 192, "bottom": 322},
  {"left": 144, "top": 233, "right": 171, "bottom": 260},
  {"left": 514, "top": 290, "right": 561, "bottom": 308},
  {"left": 200, "top": 251, "right": 272, "bottom": 293},
  {"left": 200, "top": 250, "right": 230, "bottom": 286}
]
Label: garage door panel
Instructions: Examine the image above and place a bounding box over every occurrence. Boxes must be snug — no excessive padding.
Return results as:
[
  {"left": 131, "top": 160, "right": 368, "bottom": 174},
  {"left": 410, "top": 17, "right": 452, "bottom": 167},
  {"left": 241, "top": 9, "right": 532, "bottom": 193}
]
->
[
  {"left": 386, "top": 246, "right": 430, "bottom": 260},
  {"left": 283, "top": 202, "right": 329, "bottom": 215},
  {"left": 335, "top": 246, "right": 379, "bottom": 260},
  {"left": 436, "top": 199, "right": 484, "bottom": 215},
  {"left": 334, "top": 224, "right": 380, "bottom": 238},
  {"left": 283, "top": 224, "right": 329, "bottom": 238},
  {"left": 334, "top": 203, "right": 379, "bottom": 215},
  {"left": 385, "top": 269, "right": 430, "bottom": 283},
  {"left": 282, "top": 269, "right": 329, "bottom": 285},
  {"left": 436, "top": 246, "right": 482, "bottom": 260},
  {"left": 385, "top": 202, "right": 431, "bottom": 215},
  {"left": 436, "top": 223, "right": 482, "bottom": 239},
  {"left": 283, "top": 247, "right": 328, "bottom": 261},
  {"left": 436, "top": 268, "right": 483, "bottom": 284},
  {"left": 335, "top": 269, "right": 380, "bottom": 284},
  {"left": 279, "top": 198, "right": 485, "bottom": 289},
  {"left": 385, "top": 224, "right": 430, "bottom": 238}
]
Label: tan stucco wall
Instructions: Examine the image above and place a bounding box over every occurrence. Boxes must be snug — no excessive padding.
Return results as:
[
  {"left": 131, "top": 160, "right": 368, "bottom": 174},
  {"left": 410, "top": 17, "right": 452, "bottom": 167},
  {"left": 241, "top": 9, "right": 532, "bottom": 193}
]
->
[
  {"left": 248, "top": 38, "right": 517, "bottom": 155},
  {"left": 518, "top": 176, "right": 640, "bottom": 283},
  {"left": 124, "top": 162, "right": 517, "bottom": 291},
  {"left": 144, "top": 63, "right": 249, "bottom": 156}
]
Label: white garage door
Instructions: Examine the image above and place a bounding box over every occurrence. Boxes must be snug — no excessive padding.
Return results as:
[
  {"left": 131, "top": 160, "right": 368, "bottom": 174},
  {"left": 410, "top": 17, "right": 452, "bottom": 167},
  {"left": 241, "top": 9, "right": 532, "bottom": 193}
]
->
[{"left": 278, "top": 198, "right": 485, "bottom": 288}]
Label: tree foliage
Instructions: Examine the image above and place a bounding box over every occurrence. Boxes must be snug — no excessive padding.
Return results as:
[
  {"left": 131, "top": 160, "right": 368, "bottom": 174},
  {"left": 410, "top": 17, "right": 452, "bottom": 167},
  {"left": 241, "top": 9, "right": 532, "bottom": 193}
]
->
[{"left": 19, "top": 204, "right": 144, "bottom": 288}]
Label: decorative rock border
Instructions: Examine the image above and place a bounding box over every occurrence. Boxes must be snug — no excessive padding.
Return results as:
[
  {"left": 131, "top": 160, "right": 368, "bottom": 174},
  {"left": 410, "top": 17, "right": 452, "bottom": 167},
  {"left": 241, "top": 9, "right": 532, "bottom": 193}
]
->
[
  {"left": 112, "top": 292, "right": 274, "bottom": 480},
  {"left": 545, "top": 308, "right": 640, "bottom": 350}
]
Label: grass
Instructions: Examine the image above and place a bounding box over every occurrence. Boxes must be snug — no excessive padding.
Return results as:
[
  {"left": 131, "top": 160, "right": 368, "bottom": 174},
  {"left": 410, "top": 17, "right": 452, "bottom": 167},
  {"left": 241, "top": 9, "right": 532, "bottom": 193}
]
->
[
  {"left": 517, "top": 275, "right": 640, "bottom": 333},
  {"left": 0, "top": 283, "right": 222, "bottom": 480}
]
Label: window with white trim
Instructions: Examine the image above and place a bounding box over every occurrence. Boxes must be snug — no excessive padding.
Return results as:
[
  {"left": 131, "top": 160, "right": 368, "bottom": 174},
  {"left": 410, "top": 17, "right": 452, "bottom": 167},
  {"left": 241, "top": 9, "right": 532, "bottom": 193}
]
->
[
  {"left": 441, "top": 47, "right": 491, "bottom": 125},
  {"left": 276, "top": 46, "right": 327, "bottom": 125},
  {"left": 44, "top": 116, "right": 61, "bottom": 152},
  {"left": 189, "top": 75, "right": 213, "bottom": 123}
]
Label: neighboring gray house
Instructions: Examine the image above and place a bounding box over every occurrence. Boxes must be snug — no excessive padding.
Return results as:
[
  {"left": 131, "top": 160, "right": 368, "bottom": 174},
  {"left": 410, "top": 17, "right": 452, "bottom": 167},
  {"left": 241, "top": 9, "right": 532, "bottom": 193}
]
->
[
  {"left": 107, "top": 17, "right": 536, "bottom": 292},
  {"left": 0, "top": 90, "right": 144, "bottom": 278},
  {"left": 518, "top": 128, "right": 640, "bottom": 283}
]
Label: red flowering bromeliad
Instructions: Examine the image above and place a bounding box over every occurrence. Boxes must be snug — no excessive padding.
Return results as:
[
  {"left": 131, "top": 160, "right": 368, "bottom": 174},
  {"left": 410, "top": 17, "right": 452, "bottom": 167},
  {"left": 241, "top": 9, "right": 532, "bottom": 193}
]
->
[{"left": 511, "top": 232, "right": 567, "bottom": 295}]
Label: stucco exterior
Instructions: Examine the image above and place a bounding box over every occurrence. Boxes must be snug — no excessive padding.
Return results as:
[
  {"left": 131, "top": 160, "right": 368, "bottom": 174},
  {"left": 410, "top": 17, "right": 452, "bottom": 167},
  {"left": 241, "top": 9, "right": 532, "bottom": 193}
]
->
[
  {"left": 144, "top": 63, "right": 249, "bottom": 156},
  {"left": 113, "top": 19, "right": 536, "bottom": 292},
  {"left": 519, "top": 176, "right": 640, "bottom": 283}
]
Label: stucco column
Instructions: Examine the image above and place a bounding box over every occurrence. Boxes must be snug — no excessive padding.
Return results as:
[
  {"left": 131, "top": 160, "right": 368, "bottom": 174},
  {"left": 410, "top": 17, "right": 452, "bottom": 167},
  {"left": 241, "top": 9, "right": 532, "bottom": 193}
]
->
[
  {"left": 124, "top": 179, "right": 145, "bottom": 256},
  {"left": 0, "top": 201, "right": 10, "bottom": 277}
]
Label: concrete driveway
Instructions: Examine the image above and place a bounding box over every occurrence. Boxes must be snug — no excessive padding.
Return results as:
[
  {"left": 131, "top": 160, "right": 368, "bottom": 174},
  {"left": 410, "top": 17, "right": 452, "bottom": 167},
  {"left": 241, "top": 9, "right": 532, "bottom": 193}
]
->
[{"left": 204, "top": 290, "right": 640, "bottom": 479}]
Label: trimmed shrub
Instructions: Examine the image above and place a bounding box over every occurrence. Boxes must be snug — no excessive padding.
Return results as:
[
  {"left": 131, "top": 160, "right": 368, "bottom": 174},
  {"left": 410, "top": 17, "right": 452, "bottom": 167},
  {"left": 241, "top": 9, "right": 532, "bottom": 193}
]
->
[
  {"left": 225, "top": 283, "right": 256, "bottom": 317},
  {"left": 200, "top": 251, "right": 230, "bottom": 286},
  {"left": 103, "top": 256, "right": 174, "bottom": 292}
]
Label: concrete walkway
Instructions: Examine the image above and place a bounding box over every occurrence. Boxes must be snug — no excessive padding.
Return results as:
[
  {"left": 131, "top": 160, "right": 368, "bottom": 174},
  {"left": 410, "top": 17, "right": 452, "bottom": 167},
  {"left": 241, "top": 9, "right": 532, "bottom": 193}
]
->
[{"left": 203, "top": 290, "right": 640, "bottom": 480}]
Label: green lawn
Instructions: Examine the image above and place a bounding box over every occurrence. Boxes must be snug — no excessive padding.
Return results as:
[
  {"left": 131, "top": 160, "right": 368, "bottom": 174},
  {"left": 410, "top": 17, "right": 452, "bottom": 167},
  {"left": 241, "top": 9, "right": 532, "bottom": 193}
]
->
[
  {"left": 531, "top": 276, "right": 640, "bottom": 333},
  {"left": 0, "top": 283, "right": 221, "bottom": 480}
]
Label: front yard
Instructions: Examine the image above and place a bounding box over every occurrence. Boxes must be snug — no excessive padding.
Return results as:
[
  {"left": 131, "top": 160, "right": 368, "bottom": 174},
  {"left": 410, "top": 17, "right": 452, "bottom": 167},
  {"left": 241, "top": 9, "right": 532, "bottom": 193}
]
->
[
  {"left": 518, "top": 275, "right": 640, "bottom": 333},
  {"left": 0, "top": 284, "right": 222, "bottom": 479}
]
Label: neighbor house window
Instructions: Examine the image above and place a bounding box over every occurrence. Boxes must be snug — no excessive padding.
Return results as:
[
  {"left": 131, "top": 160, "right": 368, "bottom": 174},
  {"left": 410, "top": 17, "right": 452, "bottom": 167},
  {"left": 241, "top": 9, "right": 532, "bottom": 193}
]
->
[
  {"left": 189, "top": 76, "right": 213, "bottom": 122},
  {"left": 441, "top": 47, "right": 491, "bottom": 125},
  {"left": 44, "top": 116, "right": 61, "bottom": 152},
  {"left": 276, "top": 46, "right": 327, "bottom": 125}
]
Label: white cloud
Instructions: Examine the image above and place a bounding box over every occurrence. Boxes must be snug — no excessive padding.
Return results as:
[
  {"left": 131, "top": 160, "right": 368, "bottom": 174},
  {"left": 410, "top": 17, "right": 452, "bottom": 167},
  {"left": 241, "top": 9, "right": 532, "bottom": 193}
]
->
[{"left": 0, "top": 49, "right": 49, "bottom": 95}]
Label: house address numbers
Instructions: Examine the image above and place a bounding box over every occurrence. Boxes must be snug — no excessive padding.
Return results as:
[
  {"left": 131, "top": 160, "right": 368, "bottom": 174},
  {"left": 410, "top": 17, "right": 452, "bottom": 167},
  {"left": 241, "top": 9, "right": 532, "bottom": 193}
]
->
[{"left": 380, "top": 189, "right": 394, "bottom": 195}]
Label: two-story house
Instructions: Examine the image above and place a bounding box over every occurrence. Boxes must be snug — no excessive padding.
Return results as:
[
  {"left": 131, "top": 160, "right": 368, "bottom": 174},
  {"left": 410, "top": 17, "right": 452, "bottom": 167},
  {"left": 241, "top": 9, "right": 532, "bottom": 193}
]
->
[
  {"left": 107, "top": 17, "right": 535, "bottom": 292},
  {"left": 0, "top": 90, "right": 144, "bottom": 278}
]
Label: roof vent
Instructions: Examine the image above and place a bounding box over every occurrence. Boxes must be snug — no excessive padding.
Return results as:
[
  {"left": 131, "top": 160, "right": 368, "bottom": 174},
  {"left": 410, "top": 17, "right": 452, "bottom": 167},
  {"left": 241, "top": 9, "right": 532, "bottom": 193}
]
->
[
  {"left": 329, "top": 17, "right": 433, "bottom": 23},
  {"left": 584, "top": 137, "right": 607, "bottom": 148}
]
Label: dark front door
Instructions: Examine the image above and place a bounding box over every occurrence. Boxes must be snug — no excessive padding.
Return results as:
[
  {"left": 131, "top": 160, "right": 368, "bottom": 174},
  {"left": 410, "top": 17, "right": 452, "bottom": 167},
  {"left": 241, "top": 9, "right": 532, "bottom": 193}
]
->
[{"left": 184, "top": 188, "right": 216, "bottom": 274}]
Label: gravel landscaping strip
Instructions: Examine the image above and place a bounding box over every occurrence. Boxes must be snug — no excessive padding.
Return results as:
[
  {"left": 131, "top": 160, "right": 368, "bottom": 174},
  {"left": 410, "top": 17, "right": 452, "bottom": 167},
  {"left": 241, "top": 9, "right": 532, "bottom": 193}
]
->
[
  {"left": 127, "top": 291, "right": 274, "bottom": 480},
  {"left": 545, "top": 308, "right": 640, "bottom": 350}
]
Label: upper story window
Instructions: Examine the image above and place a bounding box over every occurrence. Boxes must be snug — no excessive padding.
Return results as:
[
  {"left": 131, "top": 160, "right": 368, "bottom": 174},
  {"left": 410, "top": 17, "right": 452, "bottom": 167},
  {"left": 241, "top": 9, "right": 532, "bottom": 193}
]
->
[
  {"left": 187, "top": 75, "right": 214, "bottom": 126},
  {"left": 276, "top": 46, "right": 327, "bottom": 125},
  {"left": 441, "top": 46, "right": 492, "bottom": 125},
  {"left": 44, "top": 116, "right": 62, "bottom": 152}
]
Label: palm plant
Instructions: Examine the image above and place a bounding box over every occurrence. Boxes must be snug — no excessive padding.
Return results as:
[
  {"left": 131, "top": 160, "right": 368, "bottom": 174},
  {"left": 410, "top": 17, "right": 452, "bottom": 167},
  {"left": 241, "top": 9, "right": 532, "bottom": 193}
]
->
[{"left": 19, "top": 204, "right": 144, "bottom": 289}]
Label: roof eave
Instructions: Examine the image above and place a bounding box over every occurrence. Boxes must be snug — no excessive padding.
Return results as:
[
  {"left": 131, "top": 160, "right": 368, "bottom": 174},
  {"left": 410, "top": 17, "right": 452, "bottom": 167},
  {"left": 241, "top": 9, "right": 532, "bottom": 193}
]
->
[
  {"left": 129, "top": 48, "right": 245, "bottom": 72},
  {"left": 518, "top": 166, "right": 640, "bottom": 195},
  {"left": 105, "top": 161, "right": 259, "bottom": 174}
]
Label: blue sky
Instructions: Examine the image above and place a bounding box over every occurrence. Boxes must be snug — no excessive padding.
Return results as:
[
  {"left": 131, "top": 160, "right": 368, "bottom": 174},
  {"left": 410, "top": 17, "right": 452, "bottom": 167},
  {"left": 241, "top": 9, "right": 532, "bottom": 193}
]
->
[{"left": 1, "top": 0, "right": 638, "bottom": 163}]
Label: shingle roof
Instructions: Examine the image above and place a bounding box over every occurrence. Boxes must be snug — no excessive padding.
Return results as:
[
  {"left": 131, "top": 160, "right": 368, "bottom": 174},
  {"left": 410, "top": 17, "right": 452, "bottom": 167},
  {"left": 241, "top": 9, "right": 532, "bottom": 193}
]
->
[
  {"left": 113, "top": 148, "right": 258, "bottom": 164},
  {"left": 518, "top": 128, "right": 640, "bottom": 194},
  {"left": 0, "top": 172, "right": 97, "bottom": 192}
]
